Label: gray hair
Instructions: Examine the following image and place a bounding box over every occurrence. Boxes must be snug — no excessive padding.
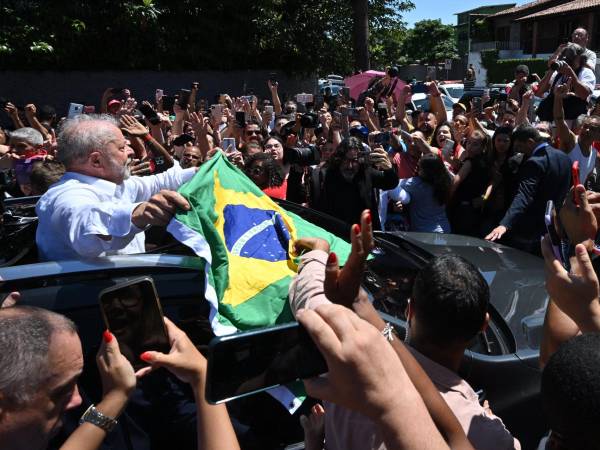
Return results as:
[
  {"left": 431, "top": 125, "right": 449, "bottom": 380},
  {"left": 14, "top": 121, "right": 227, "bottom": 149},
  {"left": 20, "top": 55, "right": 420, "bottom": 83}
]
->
[
  {"left": 10, "top": 127, "right": 44, "bottom": 146},
  {"left": 0, "top": 306, "right": 77, "bottom": 407},
  {"left": 57, "top": 114, "right": 119, "bottom": 168}
]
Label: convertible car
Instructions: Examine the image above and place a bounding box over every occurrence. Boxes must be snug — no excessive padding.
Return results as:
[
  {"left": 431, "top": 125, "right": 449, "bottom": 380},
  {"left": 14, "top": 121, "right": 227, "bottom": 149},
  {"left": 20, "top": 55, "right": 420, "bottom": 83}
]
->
[{"left": 0, "top": 196, "right": 548, "bottom": 449}]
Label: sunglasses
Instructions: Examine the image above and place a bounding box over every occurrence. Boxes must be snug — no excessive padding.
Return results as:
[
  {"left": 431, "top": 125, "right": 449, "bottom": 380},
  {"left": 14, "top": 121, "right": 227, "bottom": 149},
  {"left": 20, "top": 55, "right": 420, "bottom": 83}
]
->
[{"left": 246, "top": 130, "right": 261, "bottom": 135}]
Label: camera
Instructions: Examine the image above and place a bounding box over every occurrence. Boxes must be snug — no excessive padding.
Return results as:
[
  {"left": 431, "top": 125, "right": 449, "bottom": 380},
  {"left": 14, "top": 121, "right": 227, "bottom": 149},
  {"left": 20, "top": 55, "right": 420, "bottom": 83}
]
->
[
  {"left": 551, "top": 60, "right": 566, "bottom": 71},
  {"left": 300, "top": 113, "right": 318, "bottom": 129},
  {"left": 284, "top": 144, "right": 320, "bottom": 166}
]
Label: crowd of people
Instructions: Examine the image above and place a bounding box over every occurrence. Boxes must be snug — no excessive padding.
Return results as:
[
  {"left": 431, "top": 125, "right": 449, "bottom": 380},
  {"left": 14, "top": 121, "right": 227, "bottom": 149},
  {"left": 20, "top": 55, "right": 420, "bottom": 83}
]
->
[{"left": 1, "top": 25, "right": 600, "bottom": 450}]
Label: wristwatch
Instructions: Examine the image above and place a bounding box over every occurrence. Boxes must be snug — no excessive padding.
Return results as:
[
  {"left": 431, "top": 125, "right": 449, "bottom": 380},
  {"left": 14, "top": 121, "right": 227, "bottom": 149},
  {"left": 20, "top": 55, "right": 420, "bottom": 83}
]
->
[{"left": 79, "top": 404, "right": 118, "bottom": 433}]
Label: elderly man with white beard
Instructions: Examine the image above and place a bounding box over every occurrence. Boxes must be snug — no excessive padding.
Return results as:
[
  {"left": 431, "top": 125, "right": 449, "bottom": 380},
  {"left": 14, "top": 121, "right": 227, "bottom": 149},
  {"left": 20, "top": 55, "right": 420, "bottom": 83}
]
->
[{"left": 36, "top": 115, "right": 196, "bottom": 260}]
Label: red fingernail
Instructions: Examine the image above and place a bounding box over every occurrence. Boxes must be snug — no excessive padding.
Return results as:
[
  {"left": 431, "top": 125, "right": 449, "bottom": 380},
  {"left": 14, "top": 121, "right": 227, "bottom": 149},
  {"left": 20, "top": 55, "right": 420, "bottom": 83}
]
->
[
  {"left": 140, "top": 352, "right": 152, "bottom": 362},
  {"left": 327, "top": 252, "right": 337, "bottom": 264},
  {"left": 103, "top": 330, "right": 113, "bottom": 343},
  {"left": 365, "top": 211, "right": 372, "bottom": 224},
  {"left": 354, "top": 224, "right": 361, "bottom": 234}
]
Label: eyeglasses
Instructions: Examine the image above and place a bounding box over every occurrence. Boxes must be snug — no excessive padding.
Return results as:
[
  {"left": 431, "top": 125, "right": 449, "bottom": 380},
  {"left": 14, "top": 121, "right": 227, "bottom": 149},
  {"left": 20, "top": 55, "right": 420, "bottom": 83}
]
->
[
  {"left": 344, "top": 157, "right": 360, "bottom": 164},
  {"left": 246, "top": 130, "right": 261, "bottom": 135}
]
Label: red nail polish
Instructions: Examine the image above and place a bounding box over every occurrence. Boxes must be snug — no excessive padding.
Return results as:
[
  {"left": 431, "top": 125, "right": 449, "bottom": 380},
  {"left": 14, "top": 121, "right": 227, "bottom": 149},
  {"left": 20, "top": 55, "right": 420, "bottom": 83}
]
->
[
  {"left": 140, "top": 352, "right": 152, "bottom": 362},
  {"left": 103, "top": 330, "right": 113, "bottom": 343},
  {"left": 354, "top": 224, "right": 361, "bottom": 234},
  {"left": 327, "top": 252, "right": 337, "bottom": 264},
  {"left": 365, "top": 211, "right": 372, "bottom": 224}
]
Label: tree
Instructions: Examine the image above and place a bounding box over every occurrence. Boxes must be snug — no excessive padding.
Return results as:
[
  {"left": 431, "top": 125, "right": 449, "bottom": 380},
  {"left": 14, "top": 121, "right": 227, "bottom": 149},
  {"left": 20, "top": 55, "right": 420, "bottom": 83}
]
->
[
  {"left": 400, "top": 19, "right": 458, "bottom": 65},
  {"left": 0, "top": 0, "right": 414, "bottom": 75},
  {"left": 352, "top": 0, "right": 370, "bottom": 71}
]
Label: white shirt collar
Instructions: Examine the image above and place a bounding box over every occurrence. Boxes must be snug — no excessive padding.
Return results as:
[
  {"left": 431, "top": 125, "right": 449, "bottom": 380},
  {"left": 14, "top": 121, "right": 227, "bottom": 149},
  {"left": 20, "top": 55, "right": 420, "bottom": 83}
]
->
[{"left": 61, "top": 171, "right": 119, "bottom": 196}]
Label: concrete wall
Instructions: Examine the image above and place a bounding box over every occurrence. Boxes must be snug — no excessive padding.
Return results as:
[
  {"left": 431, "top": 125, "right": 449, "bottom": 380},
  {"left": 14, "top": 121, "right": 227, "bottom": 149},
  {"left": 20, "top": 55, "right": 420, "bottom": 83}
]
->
[
  {"left": 467, "top": 52, "right": 488, "bottom": 87},
  {"left": 0, "top": 70, "right": 317, "bottom": 120}
]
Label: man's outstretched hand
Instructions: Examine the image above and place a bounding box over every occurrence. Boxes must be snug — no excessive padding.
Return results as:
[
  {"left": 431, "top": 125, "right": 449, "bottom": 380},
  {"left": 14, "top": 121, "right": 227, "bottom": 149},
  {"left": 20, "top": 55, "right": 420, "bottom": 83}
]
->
[{"left": 132, "top": 190, "right": 190, "bottom": 229}]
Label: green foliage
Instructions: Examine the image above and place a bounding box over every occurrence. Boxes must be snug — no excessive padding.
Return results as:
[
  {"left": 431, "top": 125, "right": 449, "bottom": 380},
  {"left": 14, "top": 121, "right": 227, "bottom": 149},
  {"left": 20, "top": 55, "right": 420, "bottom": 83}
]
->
[
  {"left": 480, "top": 50, "right": 548, "bottom": 83},
  {"left": 0, "top": 0, "right": 413, "bottom": 74},
  {"left": 399, "top": 19, "right": 458, "bottom": 65}
]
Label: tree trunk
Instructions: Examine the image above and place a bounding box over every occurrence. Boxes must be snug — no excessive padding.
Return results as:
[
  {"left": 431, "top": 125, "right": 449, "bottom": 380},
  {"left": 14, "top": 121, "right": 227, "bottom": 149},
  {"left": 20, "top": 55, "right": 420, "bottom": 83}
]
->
[{"left": 352, "top": 0, "right": 370, "bottom": 71}]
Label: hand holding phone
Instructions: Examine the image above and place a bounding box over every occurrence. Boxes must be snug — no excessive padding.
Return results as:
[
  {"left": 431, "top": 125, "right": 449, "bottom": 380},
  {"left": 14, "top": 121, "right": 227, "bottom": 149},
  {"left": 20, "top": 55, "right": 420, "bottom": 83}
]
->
[
  {"left": 545, "top": 200, "right": 563, "bottom": 262},
  {"left": 99, "top": 277, "right": 170, "bottom": 370}
]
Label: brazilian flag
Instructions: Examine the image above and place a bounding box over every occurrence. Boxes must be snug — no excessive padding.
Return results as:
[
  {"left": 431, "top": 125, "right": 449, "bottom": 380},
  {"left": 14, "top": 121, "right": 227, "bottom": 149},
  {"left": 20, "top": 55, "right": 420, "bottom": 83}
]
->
[{"left": 167, "top": 151, "right": 351, "bottom": 335}]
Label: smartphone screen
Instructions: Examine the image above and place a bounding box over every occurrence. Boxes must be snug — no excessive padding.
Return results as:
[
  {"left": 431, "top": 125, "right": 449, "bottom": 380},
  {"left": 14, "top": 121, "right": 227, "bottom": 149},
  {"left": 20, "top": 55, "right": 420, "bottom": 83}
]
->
[
  {"left": 441, "top": 139, "right": 455, "bottom": 160},
  {"left": 572, "top": 161, "right": 580, "bottom": 205},
  {"left": 545, "top": 200, "right": 562, "bottom": 262},
  {"left": 206, "top": 322, "right": 328, "bottom": 404},
  {"left": 222, "top": 137, "right": 236, "bottom": 154},
  {"left": 99, "top": 277, "right": 170, "bottom": 370},
  {"left": 67, "top": 103, "right": 84, "bottom": 119},
  {"left": 235, "top": 111, "right": 246, "bottom": 127}
]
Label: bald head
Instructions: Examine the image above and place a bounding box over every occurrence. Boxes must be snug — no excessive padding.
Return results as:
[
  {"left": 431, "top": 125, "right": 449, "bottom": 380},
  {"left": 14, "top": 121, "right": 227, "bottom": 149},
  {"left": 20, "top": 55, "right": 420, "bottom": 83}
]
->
[{"left": 572, "top": 28, "right": 589, "bottom": 47}]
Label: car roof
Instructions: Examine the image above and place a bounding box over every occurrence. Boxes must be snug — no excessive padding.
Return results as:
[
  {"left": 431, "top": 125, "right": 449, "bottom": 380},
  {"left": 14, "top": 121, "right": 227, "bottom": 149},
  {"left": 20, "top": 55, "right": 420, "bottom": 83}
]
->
[{"left": 0, "top": 254, "right": 203, "bottom": 282}]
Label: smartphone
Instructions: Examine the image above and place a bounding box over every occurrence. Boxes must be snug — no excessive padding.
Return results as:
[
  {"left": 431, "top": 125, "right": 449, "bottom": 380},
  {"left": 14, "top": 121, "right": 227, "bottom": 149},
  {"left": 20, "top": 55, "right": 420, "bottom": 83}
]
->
[
  {"left": 373, "top": 131, "right": 391, "bottom": 146},
  {"left": 191, "top": 81, "right": 199, "bottom": 90},
  {"left": 472, "top": 97, "right": 482, "bottom": 114},
  {"left": 161, "top": 95, "right": 175, "bottom": 112},
  {"left": 210, "top": 104, "right": 224, "bottom": 118},
  {"left": 206, "top": 322, "right": 327, "bottom": 404},
  {"left": 222, "top": 137, "right": 236, "bottom": 154},
  {"left": 341, "top": 87, "right": 351, "bottom": 102},
  {"left": 296, "top": 94, "right": 313, "bottom": 104},
  {"left": 241, "top": 95, "right": 254, "bottom": 103},
  {"left": 67, "top": 103, "right": 84, "bottom": 119},
  {"left": 545, "top": 200, "right": 563, "bottom": 262},
  {"left": 412, "top": 82, "right": 427, "bottom": 94},
  {"left": 139, "top": 103, "right": 161, "bottom": 126},
  {"left": 155, "top": 89, "right": 164, "bottom": 103},
  {"left": 98, "top": 277, "right": 170, "bottom": 371},
  {"left": 571, "top": 161, "right": 581, "bottom": 206},
  {"left": 178, "top": 89, "right": 191, "bottom": 108},
  {"left": 83, "top": 105, "right": 96, "bottom": 114},
  {"left": 264, "top": 105, "right": 274, "bottom": 115},
  {"left": 235, "top": 111, "right": 246, "bottom": 128},
  {"left": 441, "top": 139, "right": 455, "bottom": 160},
  {"left": 268, "top": 72, "right": 278, "bottom": 85}
]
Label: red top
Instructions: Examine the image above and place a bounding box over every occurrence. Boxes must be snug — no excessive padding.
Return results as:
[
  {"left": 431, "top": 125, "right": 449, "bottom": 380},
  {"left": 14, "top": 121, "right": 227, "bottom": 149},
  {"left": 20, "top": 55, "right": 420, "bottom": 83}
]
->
[{"left": 263, "top": 179, "right": 288, "bottom": 199}]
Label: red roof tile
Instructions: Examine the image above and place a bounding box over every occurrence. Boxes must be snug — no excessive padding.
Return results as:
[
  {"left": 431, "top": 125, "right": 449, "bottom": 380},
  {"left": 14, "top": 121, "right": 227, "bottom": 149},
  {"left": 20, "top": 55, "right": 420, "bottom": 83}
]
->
[
  {"left": 488, "top": 0, "right": 557, "bottom": 17},
  {"left": 517, "top": 0, "right": 600, "bottom": 20}
]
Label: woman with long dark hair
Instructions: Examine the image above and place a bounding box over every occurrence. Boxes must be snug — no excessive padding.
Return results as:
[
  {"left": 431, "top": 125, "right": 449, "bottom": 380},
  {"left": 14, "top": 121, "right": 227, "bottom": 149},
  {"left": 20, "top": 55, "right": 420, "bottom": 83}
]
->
[
  {"left": 243, "top": 152, "right": 285, "bottom": 197},
  {"left": 381, "top": 153, "right": 451, "bottom": 233}
]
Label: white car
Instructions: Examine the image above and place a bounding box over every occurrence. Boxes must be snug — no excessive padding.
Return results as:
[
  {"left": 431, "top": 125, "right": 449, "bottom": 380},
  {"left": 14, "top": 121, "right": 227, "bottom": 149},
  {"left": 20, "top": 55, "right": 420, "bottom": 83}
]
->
[
  {"left": 409, "top": 93, "right": 454, "bottom": 121},
  {"left": 438, "top": 83, "right": 465, "bottom": 103}
]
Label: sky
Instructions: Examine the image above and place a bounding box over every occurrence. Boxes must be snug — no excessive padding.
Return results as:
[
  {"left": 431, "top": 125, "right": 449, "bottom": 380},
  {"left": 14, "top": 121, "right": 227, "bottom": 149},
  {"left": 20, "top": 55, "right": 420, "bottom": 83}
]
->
[{"left": 402, "top": 0, "right": 529, "bottom": 27}]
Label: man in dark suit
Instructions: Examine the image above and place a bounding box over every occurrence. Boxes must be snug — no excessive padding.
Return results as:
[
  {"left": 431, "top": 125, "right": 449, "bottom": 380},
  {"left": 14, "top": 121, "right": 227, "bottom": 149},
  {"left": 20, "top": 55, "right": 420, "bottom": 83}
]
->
[{"left": 486, "top": 124, "right": 571, "bottom": 255}]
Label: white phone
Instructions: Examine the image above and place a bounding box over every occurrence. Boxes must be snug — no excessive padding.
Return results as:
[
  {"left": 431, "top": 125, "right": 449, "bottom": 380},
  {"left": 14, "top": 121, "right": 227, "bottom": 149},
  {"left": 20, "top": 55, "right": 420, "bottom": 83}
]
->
[
  {"left": 67, "top": 103, "right": 84, "bottom": 119},
  {"left": 155, "top": 89, "right": 164, "bottom": 103},
  {"left": 264, "top": 105, "right": 274, "bottom": 114}
]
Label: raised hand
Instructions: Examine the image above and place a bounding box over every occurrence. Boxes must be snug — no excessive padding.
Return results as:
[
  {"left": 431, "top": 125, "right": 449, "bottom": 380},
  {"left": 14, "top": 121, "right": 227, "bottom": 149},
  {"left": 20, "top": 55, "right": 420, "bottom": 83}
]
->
[
  {"left": 97, "top": 331, "right": 136, "bottom": 401},
  {"left": 131, "top": 190, "right": 191, "bottom": 228},
  {"left": 120, "top": 115, "right": 149, "bottom": 137},
  {"left": 323, "top": 210, "right": 374, "bottom": 307},
  {"left": 541, "top": 236, "right": 600, "bottom": 333}
]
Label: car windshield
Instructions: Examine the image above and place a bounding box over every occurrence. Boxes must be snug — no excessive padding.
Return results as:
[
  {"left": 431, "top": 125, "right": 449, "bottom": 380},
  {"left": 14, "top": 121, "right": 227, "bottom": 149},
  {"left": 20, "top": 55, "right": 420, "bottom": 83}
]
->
[{"left": 445, "top": 87, "right": 464, "bottom": 99}]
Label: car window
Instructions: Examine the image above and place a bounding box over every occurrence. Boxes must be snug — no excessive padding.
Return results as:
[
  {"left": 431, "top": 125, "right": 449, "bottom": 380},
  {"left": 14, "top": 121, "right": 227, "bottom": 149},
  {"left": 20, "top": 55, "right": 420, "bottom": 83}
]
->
[{"left": 445, "top": 87, "right": 464, "bottom": 99}]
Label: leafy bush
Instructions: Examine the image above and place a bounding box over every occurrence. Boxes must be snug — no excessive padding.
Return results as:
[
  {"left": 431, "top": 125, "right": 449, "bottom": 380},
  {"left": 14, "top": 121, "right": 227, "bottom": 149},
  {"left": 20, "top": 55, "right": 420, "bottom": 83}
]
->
[{"left": 480, "top": 50, "right": 548, "bottom": 83}]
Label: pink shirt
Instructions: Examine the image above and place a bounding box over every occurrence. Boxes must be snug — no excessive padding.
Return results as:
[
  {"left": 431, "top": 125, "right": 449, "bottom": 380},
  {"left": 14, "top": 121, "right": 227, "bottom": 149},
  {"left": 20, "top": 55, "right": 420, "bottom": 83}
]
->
[{"left": 288, "top": 250, "right": 520, "bottom": 450}]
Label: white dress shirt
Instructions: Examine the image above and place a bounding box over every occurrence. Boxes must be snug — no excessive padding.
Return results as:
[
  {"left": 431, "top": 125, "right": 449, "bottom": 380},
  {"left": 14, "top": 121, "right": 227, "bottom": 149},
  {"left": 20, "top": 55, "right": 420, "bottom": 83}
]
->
[{"left": 36, "top": 166, "right": 196, "bottom": 261}]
